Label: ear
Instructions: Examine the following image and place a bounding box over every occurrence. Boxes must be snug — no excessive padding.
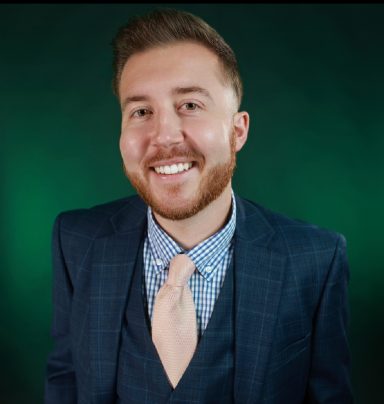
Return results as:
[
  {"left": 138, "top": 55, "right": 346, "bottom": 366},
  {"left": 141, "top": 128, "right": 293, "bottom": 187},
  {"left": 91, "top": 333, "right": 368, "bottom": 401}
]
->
[{"left": 233, "top": 111, "right": 249, "bottom": 152}]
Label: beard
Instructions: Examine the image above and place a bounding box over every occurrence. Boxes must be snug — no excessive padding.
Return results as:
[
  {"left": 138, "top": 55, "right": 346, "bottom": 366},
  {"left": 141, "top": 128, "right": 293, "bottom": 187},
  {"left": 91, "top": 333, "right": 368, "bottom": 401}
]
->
[{"left": 123, "top": 131, "right": 237, "bottom": 221}]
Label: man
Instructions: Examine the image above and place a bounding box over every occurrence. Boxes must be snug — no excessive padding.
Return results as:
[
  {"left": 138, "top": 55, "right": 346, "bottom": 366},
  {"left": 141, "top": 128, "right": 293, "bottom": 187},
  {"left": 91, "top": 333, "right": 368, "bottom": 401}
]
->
[{"left": 45, "top": 8, "right": 353, "bottom": 404}]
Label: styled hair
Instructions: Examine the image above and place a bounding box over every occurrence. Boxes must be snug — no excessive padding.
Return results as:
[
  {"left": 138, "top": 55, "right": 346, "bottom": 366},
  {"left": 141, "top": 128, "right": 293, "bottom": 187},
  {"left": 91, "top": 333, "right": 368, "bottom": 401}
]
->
[{"left": 111, "top": 8, "right": 243, "bottom": 108}]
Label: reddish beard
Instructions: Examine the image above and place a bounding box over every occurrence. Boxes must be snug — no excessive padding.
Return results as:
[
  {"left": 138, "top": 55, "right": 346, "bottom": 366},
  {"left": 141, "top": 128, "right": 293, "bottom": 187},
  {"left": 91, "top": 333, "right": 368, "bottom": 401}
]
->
[{"left": 123, "top": 132, "right": 237, "bottom": 221}]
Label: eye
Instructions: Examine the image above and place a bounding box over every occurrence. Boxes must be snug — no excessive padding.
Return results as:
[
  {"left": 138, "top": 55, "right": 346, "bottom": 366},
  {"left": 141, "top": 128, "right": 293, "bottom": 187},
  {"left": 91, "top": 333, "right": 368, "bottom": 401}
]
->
[
  {"left": 181, "top": 102, "right": 200, "bottom": 111},
  {"left": 132, "top": 108, "right": 151, "bottom": 118}
]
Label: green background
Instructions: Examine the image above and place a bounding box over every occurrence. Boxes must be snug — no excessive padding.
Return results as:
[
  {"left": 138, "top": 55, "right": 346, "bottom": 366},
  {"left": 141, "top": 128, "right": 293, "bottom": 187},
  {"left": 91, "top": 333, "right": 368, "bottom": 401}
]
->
[{"left": 1, "top": 4, "right": 383, "bottom": 403}]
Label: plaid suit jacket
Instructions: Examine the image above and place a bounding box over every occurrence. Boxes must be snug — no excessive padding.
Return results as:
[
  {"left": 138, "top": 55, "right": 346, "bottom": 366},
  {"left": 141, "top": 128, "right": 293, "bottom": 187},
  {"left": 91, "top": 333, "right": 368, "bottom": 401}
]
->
[{"left": 45, "top": 194, "right": 353, "bottom": 403}]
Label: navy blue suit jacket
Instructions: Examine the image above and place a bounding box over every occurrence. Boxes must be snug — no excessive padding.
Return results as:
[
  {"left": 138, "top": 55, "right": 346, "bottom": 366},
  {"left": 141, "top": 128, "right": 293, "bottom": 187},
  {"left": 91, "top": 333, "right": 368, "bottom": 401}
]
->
[{"left": 45, "top": 194, "right": 353, "bottom": 403}]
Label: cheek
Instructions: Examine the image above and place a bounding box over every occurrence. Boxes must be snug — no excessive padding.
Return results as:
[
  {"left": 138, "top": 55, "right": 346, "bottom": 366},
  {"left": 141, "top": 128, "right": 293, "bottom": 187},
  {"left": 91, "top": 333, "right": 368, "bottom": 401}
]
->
[
  {"left": 186, "top": 119, "right": 230, "bottom": 153},
  {"left": 190, "top": 122, "right": 230, "bottom": 160},
  {"left": 119, "top": 130, "right": 147, "bottom": 165}
]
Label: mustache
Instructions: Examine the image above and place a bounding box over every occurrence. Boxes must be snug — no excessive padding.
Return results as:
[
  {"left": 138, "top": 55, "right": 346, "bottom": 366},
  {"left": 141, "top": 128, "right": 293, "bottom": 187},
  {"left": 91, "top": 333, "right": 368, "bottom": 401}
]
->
[{"left": 144, "top": 147, "right": 204, "bottom": 167}]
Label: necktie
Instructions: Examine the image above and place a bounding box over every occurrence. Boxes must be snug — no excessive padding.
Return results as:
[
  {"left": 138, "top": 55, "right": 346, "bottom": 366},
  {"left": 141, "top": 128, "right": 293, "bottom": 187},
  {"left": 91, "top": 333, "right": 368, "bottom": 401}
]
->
[{"left": 152, "top": 253, "right": 198, "bottom": 388}]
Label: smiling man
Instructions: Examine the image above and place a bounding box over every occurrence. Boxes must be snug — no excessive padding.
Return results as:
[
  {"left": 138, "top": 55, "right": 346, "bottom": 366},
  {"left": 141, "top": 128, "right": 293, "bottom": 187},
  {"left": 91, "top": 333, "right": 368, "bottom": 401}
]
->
[{"left": 45, "top": 9, "right": 353, "bottom": 404}]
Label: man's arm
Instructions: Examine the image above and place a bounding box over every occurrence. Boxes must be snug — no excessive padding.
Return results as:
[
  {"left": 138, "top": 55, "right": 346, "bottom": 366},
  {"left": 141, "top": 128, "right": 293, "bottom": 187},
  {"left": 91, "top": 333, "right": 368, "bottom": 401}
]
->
[
  {"left": 45, "top": 214, "right": 77, "bottom": 404},
  {"left": 306, "top": 234, "right": 353, "bottom": 403}
]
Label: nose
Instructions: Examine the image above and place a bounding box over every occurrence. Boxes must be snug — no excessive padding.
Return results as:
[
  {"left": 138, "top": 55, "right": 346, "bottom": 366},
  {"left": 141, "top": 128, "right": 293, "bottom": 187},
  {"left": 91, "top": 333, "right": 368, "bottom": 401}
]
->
[{"left": 152, "top": 109, "right": 184, "bottom": 148}]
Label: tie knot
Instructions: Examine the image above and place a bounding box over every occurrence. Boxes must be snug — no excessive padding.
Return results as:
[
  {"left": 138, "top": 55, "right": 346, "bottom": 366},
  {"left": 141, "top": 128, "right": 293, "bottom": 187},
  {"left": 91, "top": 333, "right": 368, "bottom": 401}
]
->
[{"left": 167, "top": 254, "right": 195, "bottom": 286}]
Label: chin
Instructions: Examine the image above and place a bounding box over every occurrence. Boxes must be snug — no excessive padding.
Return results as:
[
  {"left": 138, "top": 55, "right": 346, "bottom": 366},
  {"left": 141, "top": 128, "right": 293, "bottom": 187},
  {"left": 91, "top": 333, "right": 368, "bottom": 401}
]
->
[{"left": 151, "top": 198, "right": 201, "bottom": 221}]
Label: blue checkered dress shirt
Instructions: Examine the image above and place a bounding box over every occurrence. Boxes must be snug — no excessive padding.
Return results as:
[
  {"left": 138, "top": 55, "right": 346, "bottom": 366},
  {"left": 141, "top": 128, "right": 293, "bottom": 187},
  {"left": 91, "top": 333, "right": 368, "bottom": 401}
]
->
[{"left": 143, "top": 193, "right": 236, "bottom": 336}]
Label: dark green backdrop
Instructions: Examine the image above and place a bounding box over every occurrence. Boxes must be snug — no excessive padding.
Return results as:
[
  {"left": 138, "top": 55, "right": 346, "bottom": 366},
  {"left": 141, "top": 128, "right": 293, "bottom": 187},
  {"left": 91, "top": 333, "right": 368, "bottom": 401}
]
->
[{"left": 1, "top": 4, "right": 383, "bottom": 403}]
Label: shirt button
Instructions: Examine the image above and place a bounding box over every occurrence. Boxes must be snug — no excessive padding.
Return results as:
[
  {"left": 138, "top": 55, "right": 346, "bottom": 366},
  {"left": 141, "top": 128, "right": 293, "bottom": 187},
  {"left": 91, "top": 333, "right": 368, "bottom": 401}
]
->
[
  {"left": 155, "top": 259, "right": 163, "bottom": 266},
  {"left": 205, "top": 266, "right": 213, "bottom": 273}
]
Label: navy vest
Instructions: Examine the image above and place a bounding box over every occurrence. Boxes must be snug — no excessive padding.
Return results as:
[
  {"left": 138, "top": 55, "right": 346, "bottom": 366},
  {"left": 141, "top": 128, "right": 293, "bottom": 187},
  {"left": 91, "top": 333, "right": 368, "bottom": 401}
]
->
[{"left": 116, "top": 240, "right": 235, "bottom": 403}]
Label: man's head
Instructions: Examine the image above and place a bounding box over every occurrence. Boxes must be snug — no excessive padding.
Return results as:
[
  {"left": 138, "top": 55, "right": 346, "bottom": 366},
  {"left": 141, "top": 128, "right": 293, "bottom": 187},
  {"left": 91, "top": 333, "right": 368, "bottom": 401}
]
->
[
  {"left": 112, "top": 8, "right": 243, "bottom": 110},
  {"left": 113, "top": 9, "right": 249, "bottom": 221}
]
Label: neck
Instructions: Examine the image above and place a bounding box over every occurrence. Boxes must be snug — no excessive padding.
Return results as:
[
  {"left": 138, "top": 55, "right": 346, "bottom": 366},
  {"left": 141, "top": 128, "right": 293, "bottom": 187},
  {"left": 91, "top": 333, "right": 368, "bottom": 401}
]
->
[{"left": 153, "top": 184, "right": 233, "bottom": 250}]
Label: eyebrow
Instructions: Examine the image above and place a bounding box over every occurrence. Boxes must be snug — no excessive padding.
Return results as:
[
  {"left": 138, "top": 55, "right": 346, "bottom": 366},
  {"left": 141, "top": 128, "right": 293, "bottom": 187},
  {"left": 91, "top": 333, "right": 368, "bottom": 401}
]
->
[
  {"left": 121, "top": 95, "right": 150, "bottom": 112},
  {"left": 121, "top": 86, "right": 213, "bottom": 111},
  {"left": 172, "top": 86, "right": 213, "bottom": 101}
]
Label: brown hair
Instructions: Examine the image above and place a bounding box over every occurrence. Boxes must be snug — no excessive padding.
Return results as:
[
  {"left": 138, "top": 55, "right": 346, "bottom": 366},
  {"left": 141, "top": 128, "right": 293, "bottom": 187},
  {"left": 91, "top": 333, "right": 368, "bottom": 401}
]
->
[{"left": 111, "top": 8, "right": 243, "bottom": 109}]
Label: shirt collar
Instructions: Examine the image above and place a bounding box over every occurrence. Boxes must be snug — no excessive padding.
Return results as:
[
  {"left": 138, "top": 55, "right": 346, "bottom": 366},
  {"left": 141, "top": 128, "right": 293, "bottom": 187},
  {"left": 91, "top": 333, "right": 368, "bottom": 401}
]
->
[{"left": 147, "top": 191, "right": 236, "bottom": 281}]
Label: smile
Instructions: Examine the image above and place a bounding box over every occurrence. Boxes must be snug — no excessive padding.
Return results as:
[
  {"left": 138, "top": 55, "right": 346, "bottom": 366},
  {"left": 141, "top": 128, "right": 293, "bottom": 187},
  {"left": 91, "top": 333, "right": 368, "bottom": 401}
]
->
[{"left": 154, "top": 162, "right": 193, "bottom": 175}]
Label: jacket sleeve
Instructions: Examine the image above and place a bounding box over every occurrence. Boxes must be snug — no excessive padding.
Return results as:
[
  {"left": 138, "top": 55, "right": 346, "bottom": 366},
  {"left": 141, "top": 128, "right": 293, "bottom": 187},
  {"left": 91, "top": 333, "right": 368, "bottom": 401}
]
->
[
  {"left": 306, "top": 234, "right": 353, "bottom": 403},
  {"left": 45, "top": 213, "right": 77, "bottom": 404}
]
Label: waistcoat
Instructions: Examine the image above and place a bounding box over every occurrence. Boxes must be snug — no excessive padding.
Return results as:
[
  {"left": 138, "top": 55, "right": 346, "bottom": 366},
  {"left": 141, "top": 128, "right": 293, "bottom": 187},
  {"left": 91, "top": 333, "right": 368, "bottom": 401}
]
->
[{"left": 116, "top": 240, "right": 235, "bottom": 404}]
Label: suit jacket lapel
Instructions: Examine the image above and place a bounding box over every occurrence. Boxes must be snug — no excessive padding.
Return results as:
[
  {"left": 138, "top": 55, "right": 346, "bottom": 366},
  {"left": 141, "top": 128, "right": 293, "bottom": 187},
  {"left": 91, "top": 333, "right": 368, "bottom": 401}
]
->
[
  {"left": 89, "top": 198, "right": 147, "bottom": 402},
  {"left": 234, "top": 197, "right": 286, "bottom": 403}
]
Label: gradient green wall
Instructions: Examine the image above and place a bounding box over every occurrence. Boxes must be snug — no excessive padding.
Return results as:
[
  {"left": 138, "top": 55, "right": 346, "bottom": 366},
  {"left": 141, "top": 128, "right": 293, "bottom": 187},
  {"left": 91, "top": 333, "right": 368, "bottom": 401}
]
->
[{"left": 1, "top": 4, "right": 383, "bottom": 403}]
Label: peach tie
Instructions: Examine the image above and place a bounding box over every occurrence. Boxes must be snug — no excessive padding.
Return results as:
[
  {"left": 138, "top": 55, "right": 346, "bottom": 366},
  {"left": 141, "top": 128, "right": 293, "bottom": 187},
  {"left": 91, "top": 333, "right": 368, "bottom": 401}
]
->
[{"left": 152, "top": 253, "right": 198, "bottom": 388}]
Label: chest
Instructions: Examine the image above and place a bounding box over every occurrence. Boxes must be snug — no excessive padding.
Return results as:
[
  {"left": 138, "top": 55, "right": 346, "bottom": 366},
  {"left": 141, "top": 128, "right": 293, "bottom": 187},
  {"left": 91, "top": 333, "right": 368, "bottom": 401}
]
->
[{"left": 116, "top": 248, "right": 236, "bottom": 403}]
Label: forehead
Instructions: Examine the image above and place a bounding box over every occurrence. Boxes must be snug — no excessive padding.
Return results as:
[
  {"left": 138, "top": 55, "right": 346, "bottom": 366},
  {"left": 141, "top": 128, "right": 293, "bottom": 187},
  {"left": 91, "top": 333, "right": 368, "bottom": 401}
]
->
[{"left": 118, "top": 41, "right": 230, "bottom": 99}]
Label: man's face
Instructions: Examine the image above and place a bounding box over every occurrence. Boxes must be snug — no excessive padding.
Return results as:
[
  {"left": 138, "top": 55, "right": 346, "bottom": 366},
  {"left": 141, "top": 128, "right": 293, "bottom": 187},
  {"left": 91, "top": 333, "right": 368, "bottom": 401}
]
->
[{"left": 119, "top": 41, "right": 248, "bottom": 220}]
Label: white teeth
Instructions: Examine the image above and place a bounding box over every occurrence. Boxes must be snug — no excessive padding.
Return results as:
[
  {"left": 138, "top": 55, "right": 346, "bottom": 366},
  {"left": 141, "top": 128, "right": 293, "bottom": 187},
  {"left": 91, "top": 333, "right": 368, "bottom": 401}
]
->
[
  {"left": 154, "top": 162, "right": 192, "bottom": 175},
  {"left": 170, "top": 164, "right": 178, "bottom": 174}
]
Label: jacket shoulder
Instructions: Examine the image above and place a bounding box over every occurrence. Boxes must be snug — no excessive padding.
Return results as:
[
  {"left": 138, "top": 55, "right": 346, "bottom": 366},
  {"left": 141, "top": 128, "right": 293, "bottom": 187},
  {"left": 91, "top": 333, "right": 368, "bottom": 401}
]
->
[
  {"left": 237, "top": 196, "right": 345, "bottom": 254},
  {"left": 55, "top": 194, "right": 145, "bottom": 239}
]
